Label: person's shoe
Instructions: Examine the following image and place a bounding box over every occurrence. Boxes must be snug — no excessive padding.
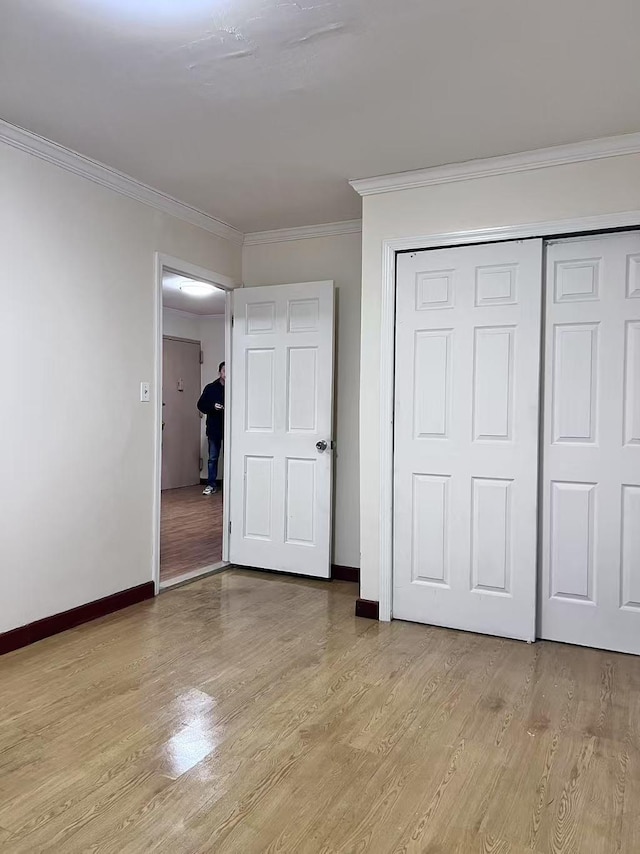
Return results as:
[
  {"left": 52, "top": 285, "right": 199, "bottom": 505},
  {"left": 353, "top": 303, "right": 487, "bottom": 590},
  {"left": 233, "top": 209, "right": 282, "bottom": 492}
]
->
[{"left": 203, "top": 485, "right": 214, "bottom": 496}]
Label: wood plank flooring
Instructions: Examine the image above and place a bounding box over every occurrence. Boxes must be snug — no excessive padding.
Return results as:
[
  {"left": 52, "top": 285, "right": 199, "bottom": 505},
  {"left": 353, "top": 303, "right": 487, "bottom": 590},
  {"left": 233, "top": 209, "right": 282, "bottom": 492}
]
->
[
  {"left": 160, "top": 485, "right": 223, "bottom": 581},
  {"left": 1, "top": 569, "right": 639, "bottom": 852}
]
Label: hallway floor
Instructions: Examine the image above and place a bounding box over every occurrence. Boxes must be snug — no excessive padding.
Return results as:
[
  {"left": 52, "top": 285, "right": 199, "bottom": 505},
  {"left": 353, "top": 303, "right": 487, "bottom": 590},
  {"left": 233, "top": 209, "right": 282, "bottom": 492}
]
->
[
  {"left": 1, "top": 570, "right": 639, "bottom": 852},
  {"left": 160, "top": 485, "right": 223, "bottom": 583}
]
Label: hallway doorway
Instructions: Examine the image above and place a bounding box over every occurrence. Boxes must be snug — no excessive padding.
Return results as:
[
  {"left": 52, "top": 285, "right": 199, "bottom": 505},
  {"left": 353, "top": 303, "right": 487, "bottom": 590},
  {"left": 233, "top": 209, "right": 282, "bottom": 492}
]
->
[{"left": 156, "top": 256, "right": 232, "bottom": 590}]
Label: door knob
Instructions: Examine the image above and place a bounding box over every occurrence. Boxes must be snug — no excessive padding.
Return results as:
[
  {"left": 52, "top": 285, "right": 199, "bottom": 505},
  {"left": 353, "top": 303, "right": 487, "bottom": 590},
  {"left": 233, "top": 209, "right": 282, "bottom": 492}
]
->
[{"left": 316, "top": 440, "right": 328, "bottom": 452}]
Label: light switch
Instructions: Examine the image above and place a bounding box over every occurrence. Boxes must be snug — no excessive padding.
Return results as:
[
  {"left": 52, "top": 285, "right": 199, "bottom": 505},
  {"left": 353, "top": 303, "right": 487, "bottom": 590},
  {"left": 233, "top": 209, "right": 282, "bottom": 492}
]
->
[{"left": 140, "top": 382, "right": 150, "bottom": 402}]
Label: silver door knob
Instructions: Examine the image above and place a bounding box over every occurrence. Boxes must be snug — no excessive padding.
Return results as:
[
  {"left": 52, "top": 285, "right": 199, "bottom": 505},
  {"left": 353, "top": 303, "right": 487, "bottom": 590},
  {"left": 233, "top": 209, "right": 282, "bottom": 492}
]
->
[{"left": 316, "top": 440, "right": 328, "bottom": 452}]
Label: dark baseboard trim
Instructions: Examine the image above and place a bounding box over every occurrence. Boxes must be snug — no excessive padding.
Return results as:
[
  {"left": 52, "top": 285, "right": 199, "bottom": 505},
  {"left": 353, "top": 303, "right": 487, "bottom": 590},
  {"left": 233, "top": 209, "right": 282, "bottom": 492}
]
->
[
  {"left": 331, "top": 564, "right": 360, "bottom": 583},
  {"left": 355, "top": 598, "right": 379, "bottom": 620},
  {"left": 0, "top": 581, "right": 155, "bottom": 657}
]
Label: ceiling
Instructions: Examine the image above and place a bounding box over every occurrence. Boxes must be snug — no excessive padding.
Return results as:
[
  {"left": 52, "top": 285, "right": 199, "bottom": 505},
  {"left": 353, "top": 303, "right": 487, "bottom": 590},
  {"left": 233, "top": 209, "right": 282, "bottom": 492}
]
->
[
  {"left": 163, "top": 272, "right": 226, "bottom": 315},
  {"left": 2, "top": 0, "right": 640, "bottom": 233}
]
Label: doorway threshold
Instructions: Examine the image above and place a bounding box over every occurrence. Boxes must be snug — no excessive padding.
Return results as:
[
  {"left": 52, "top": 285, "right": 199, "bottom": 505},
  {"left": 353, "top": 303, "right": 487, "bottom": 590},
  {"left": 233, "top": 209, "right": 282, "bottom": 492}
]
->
[{"left": 160, "top": 561, "right": 230, "bottom": 592}]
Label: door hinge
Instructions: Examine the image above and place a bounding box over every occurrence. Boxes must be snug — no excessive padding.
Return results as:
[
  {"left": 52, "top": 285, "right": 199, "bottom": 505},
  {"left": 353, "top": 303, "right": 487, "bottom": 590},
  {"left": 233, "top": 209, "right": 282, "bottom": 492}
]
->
[
  {"left": 199, "top": 457, "right": 203, "bottom": 471},
  {"left": 199, "top": 350, "right": 204, "bottom": 365}
]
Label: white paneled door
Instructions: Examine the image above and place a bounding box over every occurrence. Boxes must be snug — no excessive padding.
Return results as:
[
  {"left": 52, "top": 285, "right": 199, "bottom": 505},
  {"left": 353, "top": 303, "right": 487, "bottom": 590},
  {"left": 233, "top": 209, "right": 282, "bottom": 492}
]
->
[
  {"left": 393, "top": 240, "right": 543, "bottom": 640},
  {"left": 229, "top": 282, "right": 334, "bottom": 577},
  {"left": 541, "top": 233, "right": 640, "bottom": 654}
]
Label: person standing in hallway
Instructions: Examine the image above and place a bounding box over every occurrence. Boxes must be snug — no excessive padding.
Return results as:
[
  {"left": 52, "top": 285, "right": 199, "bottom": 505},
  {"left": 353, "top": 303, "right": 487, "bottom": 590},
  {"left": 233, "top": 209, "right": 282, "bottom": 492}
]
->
[{"left": 197, "top": 361, "right": 225, "bottom": 495}]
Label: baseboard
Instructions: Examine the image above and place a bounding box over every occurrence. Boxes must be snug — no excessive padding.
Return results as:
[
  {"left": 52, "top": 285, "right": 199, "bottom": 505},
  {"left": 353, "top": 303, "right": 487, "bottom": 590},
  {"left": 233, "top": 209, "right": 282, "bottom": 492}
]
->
[
  {"left": 355, "top": 598, "right": 379, "bottom": 620},
  {"left": 0, "top": 581, "right": 155, "bottom": 657},
  {"left": 331, "top": 564, "right": 360, "bottom": 583}
]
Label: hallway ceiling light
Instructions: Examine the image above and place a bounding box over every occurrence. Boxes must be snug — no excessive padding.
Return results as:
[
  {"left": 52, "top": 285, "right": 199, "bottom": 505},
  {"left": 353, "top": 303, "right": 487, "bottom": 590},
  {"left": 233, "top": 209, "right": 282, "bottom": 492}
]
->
[{"left": 179, "top": 281, "right": 217, "bottom": 297}]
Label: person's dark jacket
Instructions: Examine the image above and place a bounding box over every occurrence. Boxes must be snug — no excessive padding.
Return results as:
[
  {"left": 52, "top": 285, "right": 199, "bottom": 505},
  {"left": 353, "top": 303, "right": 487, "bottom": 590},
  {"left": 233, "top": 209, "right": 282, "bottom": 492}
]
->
[{"left": 197, "top": 379, "right": 225, "bottom": 440}]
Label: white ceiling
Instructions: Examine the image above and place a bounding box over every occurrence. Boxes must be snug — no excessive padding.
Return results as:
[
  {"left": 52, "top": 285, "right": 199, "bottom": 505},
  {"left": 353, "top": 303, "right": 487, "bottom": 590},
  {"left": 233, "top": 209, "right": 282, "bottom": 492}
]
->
[
  {"left": 2, "top": 0, "right": 640, "bottom": 232},
  {"left": 163, "top": 272, "right": 226, "bottom": 315}
]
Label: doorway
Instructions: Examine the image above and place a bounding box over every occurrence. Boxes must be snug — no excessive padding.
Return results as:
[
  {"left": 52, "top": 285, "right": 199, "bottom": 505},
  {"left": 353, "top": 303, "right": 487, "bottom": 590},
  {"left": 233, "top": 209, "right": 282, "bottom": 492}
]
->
[
  {"left": 391, "top": 229, "right": 640, "bottom": 655},
  {"left": 153, "top": 269, "right": 337, "bottom": 592},
  {"left": 154, "top": 255, "right": 233, "bottom": 590}
]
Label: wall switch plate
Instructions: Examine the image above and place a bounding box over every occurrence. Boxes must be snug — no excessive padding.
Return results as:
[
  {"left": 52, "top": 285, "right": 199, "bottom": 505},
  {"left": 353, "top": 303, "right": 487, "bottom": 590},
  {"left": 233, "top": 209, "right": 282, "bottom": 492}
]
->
[{"left": 140, "top": 382, "right": 150, "bottom": 402}]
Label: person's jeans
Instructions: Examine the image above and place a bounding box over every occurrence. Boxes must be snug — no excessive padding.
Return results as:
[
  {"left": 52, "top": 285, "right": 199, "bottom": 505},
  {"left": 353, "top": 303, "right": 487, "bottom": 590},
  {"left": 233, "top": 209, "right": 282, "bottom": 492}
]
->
[{"left": 208, "top": 437, "right": 222, "bottom": 487}]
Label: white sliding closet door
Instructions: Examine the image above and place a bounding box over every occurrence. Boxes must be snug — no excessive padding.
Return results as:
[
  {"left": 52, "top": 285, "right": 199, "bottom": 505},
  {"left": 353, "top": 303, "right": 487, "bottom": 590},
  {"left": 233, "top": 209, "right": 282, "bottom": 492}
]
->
[
  {"left": 393, "top": 240, "right": 543, "bottom": 641},
  {"left": 541, "top": 232, "right": 640, "bottom": 654}
]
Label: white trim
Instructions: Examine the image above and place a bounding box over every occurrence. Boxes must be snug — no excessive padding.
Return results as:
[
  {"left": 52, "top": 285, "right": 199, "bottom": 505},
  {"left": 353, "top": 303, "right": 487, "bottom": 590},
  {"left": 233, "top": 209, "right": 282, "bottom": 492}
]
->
[
  {"left": 244, "top": 219, "right": 362, "bottom": 245},
  {"left": 350, "top": 132, "right": 640, "bottom": 197},
  {"left": 222, "top": 290, "right": 233, "bottom": 563},
  {"left": 152, "top": 254, "right": 164, "bottom": 596},
  {"left": 378, "top": 242, "right": 396, "bottom": 626},
  {"left": 160, "top": 254, "right": 237, "bottom": 289},
  {"left": 162, "top": 306, "right": 226, "bottom": 320},
  {"left": 378, "top": 210, "right": 640, "bottom": 622},
  {"left": 1, "top": 120, "right": 244, "bottom": 245},
  {"left": 153, "top": 253, "right": 236, "bottom": 594}
]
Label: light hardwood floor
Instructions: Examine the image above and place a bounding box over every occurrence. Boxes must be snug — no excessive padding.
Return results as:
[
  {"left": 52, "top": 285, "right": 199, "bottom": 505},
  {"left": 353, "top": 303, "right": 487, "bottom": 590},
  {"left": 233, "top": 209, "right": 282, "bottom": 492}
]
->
[
  {"left": 1, "top": 570, "right": 639, "bottom": 853},
  {"left": 160, "top": 485, "right": 223, "bottom": 582}
]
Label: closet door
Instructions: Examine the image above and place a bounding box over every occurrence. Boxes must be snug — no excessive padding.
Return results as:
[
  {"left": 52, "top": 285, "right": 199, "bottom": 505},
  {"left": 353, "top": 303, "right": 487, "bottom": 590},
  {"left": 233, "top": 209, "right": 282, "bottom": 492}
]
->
[
  {"left": 541, "top": 232, "right": 640, "bottom": 654},
  {"left": 393, "top": 239, "right": 543, "bottom": 640}
]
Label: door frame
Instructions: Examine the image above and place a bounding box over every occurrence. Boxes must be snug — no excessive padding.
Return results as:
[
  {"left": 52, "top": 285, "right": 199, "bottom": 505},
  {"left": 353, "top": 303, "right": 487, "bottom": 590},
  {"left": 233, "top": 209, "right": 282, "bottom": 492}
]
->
[
  {"left": 379, "top": 209, "right": 640, "bottom": 622},
  {"left": 153, "top": 253, "right": 237, "bottom": 593}
]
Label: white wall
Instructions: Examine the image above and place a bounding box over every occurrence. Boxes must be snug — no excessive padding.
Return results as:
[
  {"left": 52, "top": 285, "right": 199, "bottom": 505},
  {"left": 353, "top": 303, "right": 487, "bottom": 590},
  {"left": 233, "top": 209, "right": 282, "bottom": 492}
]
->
[
  {"left": 359, "top": 153, "right": 640, "bottom": 602},
  {"left": 162, "top": 308, "right": 226, "bottom": 479},
  {"left": 242, "top": 232, "right": 362, "bottom": 569},
  {"left": 161, "top": 307, "right": 203, "bottom": 341},
  {"left": 0, "top": 141, "right": 241, "bottom": 634}
]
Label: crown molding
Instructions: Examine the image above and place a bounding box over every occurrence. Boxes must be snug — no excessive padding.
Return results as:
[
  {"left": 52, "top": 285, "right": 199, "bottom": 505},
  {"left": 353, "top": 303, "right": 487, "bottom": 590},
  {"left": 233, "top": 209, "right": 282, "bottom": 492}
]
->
[
  {"left": 349, "top": 132, "right": 640, "bottom": 197},
  {"left": 0, "top": 119, "right": 244, "bottom": 245},
  {"left": 244, "top": 218, "right": 362, "bottom": 246}
]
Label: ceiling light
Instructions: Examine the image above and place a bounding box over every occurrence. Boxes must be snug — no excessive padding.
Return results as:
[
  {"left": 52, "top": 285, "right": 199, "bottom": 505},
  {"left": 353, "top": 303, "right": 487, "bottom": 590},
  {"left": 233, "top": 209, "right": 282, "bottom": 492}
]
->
[{"left": 180, "top": 282, "right": 216, "bottom": 297}]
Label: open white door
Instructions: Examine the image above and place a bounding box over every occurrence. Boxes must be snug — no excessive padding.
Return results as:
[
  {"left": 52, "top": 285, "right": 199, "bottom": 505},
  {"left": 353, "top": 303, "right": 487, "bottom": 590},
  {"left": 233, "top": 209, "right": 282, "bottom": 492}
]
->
[
  {"left": 229, "top": 281, "right": 335, "bottom": 577},
  {"left": 393, "top": 240, "right": 543, "bottom": 641}
]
